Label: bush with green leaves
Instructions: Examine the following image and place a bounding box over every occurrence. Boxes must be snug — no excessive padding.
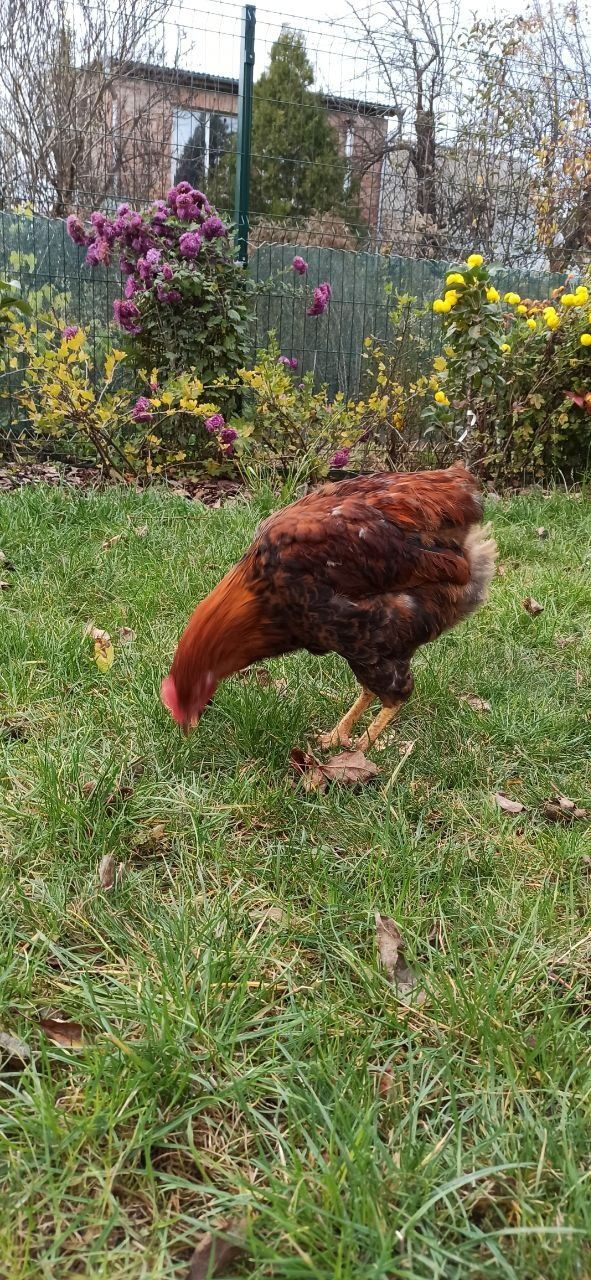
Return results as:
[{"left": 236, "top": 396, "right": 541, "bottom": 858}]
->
[
  {"left": 426, "top": 254, "right": 591, "bottom": 480},
  {"left": 66, "top": 188, "right": 254, "bottom": 392}
]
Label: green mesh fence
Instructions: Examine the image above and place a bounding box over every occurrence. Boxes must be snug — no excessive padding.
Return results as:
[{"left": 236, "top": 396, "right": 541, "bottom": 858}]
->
[{"left": 1, "top": 210, "right": 565, "bottom": 432}]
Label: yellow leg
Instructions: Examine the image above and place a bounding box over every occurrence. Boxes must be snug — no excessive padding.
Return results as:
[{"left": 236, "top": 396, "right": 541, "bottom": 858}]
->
[
  {"left": 354, "top": 702, "right": 402, "bottom": 752},
  {"left": 317, "top": 687, "right": 375, "bottom": 750}
]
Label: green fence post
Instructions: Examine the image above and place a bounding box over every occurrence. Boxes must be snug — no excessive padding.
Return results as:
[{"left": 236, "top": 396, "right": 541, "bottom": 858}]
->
[{"left": 234, "top": 4, "right": 256, "bottom": 266}]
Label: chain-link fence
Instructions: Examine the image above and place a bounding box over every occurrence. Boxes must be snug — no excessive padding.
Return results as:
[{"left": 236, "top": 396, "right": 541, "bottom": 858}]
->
[{"left": 2, "top": 0, "right": 588, "bottom": 425}]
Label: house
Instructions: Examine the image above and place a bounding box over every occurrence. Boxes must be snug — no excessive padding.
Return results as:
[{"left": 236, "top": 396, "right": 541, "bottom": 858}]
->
[{"left": 110, "top": 63, "right": 395, "bottom": 240}]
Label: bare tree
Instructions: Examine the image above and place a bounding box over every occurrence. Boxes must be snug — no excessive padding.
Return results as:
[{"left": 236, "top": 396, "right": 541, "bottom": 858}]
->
[
  {"left": 347, "top": 0, "right": 461, "bottom": 255},
  {"left": 0, "top": 0, "right": 173, "bottom": 216}
]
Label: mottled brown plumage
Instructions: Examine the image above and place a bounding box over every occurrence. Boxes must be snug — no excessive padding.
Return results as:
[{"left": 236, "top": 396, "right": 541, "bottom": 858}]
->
[{"left": 161, "top": 464, "right": 496, "bottom": 746}]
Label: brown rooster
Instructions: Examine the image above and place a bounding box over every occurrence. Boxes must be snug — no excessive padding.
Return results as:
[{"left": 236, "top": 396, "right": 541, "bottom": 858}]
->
[{"left": 161, "top": 465, "right": 496, "bottom": 750}]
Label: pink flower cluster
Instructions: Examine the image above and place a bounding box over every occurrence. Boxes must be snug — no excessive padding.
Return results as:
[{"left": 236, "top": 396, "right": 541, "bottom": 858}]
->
[
  {"left": 307, "top": 281, "right": 332, "bottom": 317},
  {"left": 65, "top": 186, "right": 228, "bottom": 336},
  {"left": 204, "top": 413, "right": 237, "bottom": 456},
  {"left": 278, "top": 355, "right": 298, "bottom": 370}
]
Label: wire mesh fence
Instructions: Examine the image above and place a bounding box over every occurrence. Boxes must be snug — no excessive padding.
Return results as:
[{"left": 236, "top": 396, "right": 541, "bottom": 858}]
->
[{"left": 2, "top": 0, "right": 588, "bottom": 429}]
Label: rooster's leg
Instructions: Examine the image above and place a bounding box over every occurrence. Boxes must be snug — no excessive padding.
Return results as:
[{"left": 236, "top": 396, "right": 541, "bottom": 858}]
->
[
  {"left": 317, "top": 686, "right": 375, "bottom": 750},
  {"left": 354, "top": 702, "right": 402, "bottom": 751}
]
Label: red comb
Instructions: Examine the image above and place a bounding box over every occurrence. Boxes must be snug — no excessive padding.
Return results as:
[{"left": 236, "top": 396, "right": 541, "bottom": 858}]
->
[{"left": 160, "top": 675, "right": 182, "bottom": 723}]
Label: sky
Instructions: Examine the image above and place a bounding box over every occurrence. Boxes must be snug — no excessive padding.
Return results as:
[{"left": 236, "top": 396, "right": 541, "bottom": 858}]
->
[{"left": 164, "top": 0, "right": 528, "bottom": 104}]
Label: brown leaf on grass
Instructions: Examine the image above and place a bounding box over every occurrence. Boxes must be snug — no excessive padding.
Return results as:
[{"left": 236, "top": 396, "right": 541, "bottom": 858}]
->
[
  {"left": 289, "top": 746, "right": 379, "bottom": 792},
  {"left": 101, "top": 532, "right": 125, "bottom": 551},
  {"left": 536, "top": 527, "right": 549, "bottom": 539},
  {"left": 0, "top": 580, "right": 12, "bottom": 590},
  {"left": 523, "top": 596, "right": 544, "bottom": 616},
  {"left": 186, "top": 1220, "right": 247, "bottom": 1280},
  {"left": 82, "top": 780, "right": 97, "bottom": 796},
  {"left": 323, "top": 750, "right": 380, "bottom": 785},
  {"left": 0, "top": 1030, "right": 32, "bottom": 1065},
  {"left": 543, "top": 793, "right": 588, "bottom": 823},
  {"left": 556, "top": 634, "right": 577, "bottom": 648},
  {"left": 0, "top": 716, "right": 30, "bottom": 741},
  {"left": 134, "top": 524, "right": 149, "bottom": 538},
  {"left": 119, "top": 626, "right": 136, "bottom": 644},
  {"left": 98, "top": 854, "right": 116, "bottom": 890},
  {"left": 375, "top": 913, "right": 422, "bottom": 1000},
  {"left": 0, "top": 549, "right": 15, "bottom": 570},
  {"left": 39, "top": 1017, "right": 84, "bottom": 1049},
  {"left": 84, "top": 624, "right": 111, "bottom": 643},
  {"left": 460, "top": 694, "right": 492, "bottom": 713},
  {"left": 150, "top": 823, "right": 166, "bottom": 842},
  {"left": 497, "top": 562, "right": 507, "bottom": 577},
  {"left": 249, "top": 905, "right": 287, "bottom": 925},
  {"left": 289, "top": 747, "right": 328, "bottom": 793},
  {"left": 495, "top": 792, "right": 526, "bottom": 815}
]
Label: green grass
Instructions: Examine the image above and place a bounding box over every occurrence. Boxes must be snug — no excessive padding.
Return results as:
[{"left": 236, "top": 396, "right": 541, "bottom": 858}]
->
[{"left": 0, "top": 481, "right": 590, "bottom": 1280}]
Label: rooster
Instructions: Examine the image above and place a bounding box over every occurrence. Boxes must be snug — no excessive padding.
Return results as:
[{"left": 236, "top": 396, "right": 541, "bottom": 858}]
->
[{"left": 161, "top": 465, "right": 496, "bottom": 750}]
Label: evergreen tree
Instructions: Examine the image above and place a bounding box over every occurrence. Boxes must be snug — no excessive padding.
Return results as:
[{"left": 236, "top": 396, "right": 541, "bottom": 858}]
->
[{"left": 250, "top": 30, "right": 348, "bottom": 218}]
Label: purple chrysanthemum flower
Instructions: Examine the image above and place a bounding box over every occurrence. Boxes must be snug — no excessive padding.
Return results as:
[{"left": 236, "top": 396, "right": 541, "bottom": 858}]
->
[
  {"left": 90, "top": 210, "right": 107, "bottom": 234},
  {"left": 201, "top": 215, "right": 226, "bottom": 240},
  {"left": 166, "top": 289, "right": 182, "bottom": 304},
  {"left": 145, "top": 247, "right": 161, "bottom": 266},
  {"left": 166, "top": 186, "right": 179, "bottom": 208},
  {"left": 176, "top": 192, "right": 196, "bottom": 219},
  {"left": 62, "top": 325, "right": 79, "bottom": 340},
  {"left": 66, "top": 214, "right": 87, "bottom": 246},
  {"left": 113, "top": 298, "right": 142, "bottom": 334},
  {"left": 156, "top": 284, "right": 181, "bottom": 304},
  {"left": 329, "top": 447, "right": 350, "bottom": 469},
  {"left": 292, "top": 255, "right": 308, "bottom": 275},
  {"left": 176, "top": 181, "right": 193, "bottom": 195},
  {"left": 307, "top": 281, "right": 332, "bottom": 316},
  {"left": 124, "top": 276, "right": 138, "bottom": 299},
  {"left": 220, "top": 426, "right": 238, "bottom": 445},
  {"left": 137, "top": 257, "right": 153, "bottom": 284},
  {"left": 132, "top": 396, "right": 152, "bottom": 423},
  {"left": 161, "top": 263, "right": 174, "bottom": 281},
  {"left": 117, "top": 203, "right": 131, "bottom": 217},
  {"left": 179, "top": 231, "right": 201, "bottom": 259},
  {"left": 278, "top": 355, "right": 298, "bottom": 369},
  {"left": 128, "top": 212, "right": 142, "bottom": 231},
  {"left": 204, "top": 413, "right": 225, "bottom": 434}
]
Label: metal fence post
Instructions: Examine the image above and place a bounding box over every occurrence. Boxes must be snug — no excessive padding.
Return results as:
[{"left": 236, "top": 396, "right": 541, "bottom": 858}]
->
[{"left": 234, "top": 4, "right": 256, "bottom": 266}]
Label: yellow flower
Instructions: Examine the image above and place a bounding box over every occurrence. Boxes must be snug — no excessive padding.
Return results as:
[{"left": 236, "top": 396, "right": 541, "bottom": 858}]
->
[
  {"left": 543, "top": 306, "right": 560, "bottom": 330},
  {"left": 486, "top": 286, "right": 500, "bottom": 303},
  {"left": 433, "top": 298, "right": 451, "bottom": 314},
  {"left": 574, "top": 285, "right": 589, "bottom": 304},
  {"left": 444, "top": 289, "right": 459, "bottom": 306},
  {"left": 433, "top": 356, "right": 447, "bottom": 371},
  {"left": 446, "top": 272, "right": 465, "bottom": 286},
  {"left": 501, "top": 343, "right": 511, "bottom": 353},
  {"left": 466, "top": 253, "right": 484, "bottom": 268},
  {"left": 581, "top": 333, "right": 591, "bottom": 346},
  {"left": 561, "top": 293, "right": 578, "bottom": 307},
  {"left": 434, "top": 390, "right": 450, "bottom": 406},
  {"left": 504, "top": 292, "right": 521, "bottom": 306},
  {"left": 516, "top": 304, "right": 528, "bottom": 315},
  {"left": 526, "top": 318, "right": 537, "bottom": 330}
]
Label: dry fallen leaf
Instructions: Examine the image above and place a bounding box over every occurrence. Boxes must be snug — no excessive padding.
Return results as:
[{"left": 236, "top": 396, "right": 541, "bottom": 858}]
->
[
  {"left": 556, "top": 634, "right": 577, "bottom": 649},
  {"left": 98, "top": 854, "right": 116, "bottom": 890},
  {"left": 0, "top": 1030, "right": 31, "bottom": 1065},
  {"left": 0, "top": 580, "right": 12, "bottom": 590},
  {"left": 495, "top": 792, "right": 526, "bottom": 815},
  {"left": 497, "top": 562, "right": 507, "bottom": 577},
  {"left": 289, "top": 747, "right": 328, "bottom": 793},
  {"left": 289, "top": 746, "right": 379, "bottom": 792},
  {"left": 134, "top": 524, "right": 149, "bottom": 538},
  {"left": 150, "top": 823, "right": 166, "bottom": 842},
  {"left": 523, "top": 596, "right": 544, "bottom": 617},
  {"left": 249, "top": 906, "right": 287, "bottom": 925},
  {"left": 39, "top": 1017, "right": 84, "bottom": 1049},
  {"left": 101, "top": 532, "right": 125, "bottom": 551},
  {"left": 85, "top": 624, "right": 110, "bottom": 642},
  {"left": 0, "top": 549, "right": 15, "bottom": 569},
  {"left": 186, "top": 1220, "right": 247, "bottom": 1280},
  {"left": 536, "top": 527, "right": 549, "bottom": 539},
  {"left": 119, "top": 626, "right": 136, "bottom": 644},
  {"left": 273, "top": 677, "right": 288, "bottom": 695},
  {"left": 88, "top": 627, "right": 114, "bottom": 674},
  {"left": 461, "top": 694, "right": 492, "bottom": 713},
  {"left": 543, "top": 793, "right": 588, "bottom": 823},
  {"left": 375, "top": 913, "right": 422, "bottom": 1000}
]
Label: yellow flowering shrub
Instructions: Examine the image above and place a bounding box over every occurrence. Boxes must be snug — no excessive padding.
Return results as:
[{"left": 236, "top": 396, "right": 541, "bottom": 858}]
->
[
  {"left": 427, "top": 257, "right": 591, "bottom": 479},
  {"left": 0, "top": 316, "right": 227, "bottom": 478}
]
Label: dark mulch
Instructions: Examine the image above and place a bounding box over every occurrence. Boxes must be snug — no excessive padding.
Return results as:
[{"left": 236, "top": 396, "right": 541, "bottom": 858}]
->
[{"left": 0, "top": 463, "right": 242, "bottom": 506}]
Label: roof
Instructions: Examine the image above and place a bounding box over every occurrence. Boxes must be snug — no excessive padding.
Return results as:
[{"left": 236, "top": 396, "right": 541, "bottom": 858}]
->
[{"left": 115, "top": 61, "right": 398, "bottom": 118}]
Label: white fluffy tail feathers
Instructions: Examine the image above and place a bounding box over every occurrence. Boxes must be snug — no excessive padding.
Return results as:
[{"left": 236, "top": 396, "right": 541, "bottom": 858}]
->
[{"left": 462, "top": 522, "right": 497, "bottom": 616}]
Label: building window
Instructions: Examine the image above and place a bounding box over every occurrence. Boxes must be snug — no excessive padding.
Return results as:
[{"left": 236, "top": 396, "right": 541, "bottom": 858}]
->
[{"left": 171, "top": 109, "right": 237, "bottom": 190}]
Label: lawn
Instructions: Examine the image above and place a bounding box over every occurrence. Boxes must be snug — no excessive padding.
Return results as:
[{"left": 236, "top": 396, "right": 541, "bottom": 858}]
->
[{"left": 0, "top": 481, "right": 590, "bottom": 1280}]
